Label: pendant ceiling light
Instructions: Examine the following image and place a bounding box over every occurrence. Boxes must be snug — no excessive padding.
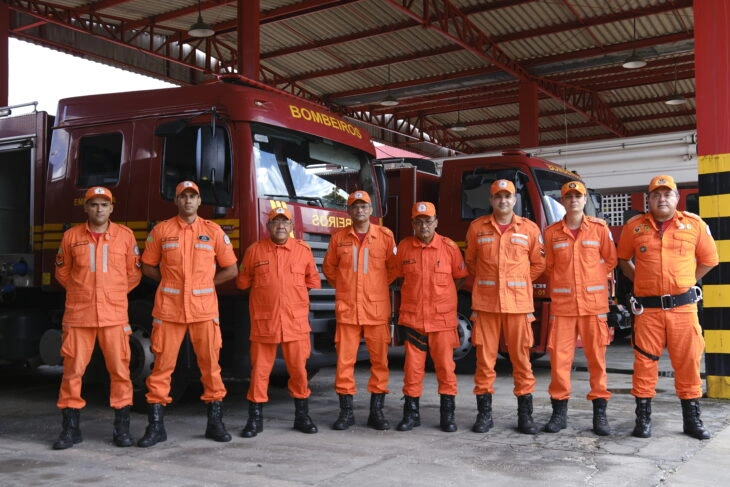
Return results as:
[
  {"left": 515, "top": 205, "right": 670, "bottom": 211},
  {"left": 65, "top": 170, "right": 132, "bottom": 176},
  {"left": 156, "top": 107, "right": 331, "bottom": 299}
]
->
[
  {"left": 622, "top": 18, "right": 646, "bottom": 69},
  {"left": 188, "top": 0, "right": 215, "bottom": 38}
]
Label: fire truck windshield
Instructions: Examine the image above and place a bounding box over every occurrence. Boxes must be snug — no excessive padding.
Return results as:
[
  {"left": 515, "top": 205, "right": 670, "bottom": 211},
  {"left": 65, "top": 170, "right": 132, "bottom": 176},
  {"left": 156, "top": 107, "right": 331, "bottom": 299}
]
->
[
  {"left": 534, "top": 168, "right": 599, "bottom": 224},
  {"left": 252, "top": 123, "right": 379, "bottom": 216}
]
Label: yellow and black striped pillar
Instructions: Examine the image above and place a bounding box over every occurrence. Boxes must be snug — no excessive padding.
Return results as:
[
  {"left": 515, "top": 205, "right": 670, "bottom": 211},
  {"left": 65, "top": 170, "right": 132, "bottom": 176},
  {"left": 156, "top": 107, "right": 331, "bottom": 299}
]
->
[{"left": 695, "top": 1, "right": 730, "bottom": 399}]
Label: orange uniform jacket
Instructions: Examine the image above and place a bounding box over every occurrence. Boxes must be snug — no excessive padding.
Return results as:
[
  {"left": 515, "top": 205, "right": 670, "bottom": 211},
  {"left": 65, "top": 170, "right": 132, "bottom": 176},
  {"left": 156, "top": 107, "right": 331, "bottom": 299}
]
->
[
  {"left": 396, "top": 233, "right": 468, "bottom": 332},
  {"left": 141, "top": 216, "right": 237, "bottom": 322},
  {"left": 465, "top": 214, "right": 545, "bottom": 314},
  {"left": 236, "top": 238, "right": 321, "bottom": 343},
  {"left": 617, "top": 211, "right": 719, "bottom": 310},
  {"left": 545, "top": 216, "right": 617, "bottom": 315},
  {"left": 322, "top": 223, "right": 397, "bottom": 325},
  {"left": 55, "top": 222, "right": 141, "bottom": 327}
]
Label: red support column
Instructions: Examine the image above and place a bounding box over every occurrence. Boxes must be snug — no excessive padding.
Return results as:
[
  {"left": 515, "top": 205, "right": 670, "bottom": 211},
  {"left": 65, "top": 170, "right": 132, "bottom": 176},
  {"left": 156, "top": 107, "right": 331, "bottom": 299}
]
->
[
  {"left": 518, "top": 81, "right": 539, "bottom": 148},
  {"left": 237, "top": 0, "right": 260, "bottom": 81},
  {"left": 694, "top": 0, "right": 730, "bottom": 399},
  {"left": 0, "top": 2, "right": 9, "bottom": 107}
]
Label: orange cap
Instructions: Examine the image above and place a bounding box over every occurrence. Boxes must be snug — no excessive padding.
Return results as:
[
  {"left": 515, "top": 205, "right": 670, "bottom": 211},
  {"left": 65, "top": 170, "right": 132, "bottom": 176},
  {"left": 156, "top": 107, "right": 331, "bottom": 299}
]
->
[
  {"left": 648, "top": 175, "right": 677, "bottom": 193},
  {"left": 561, "top": 181, "right": 587, "bottom": 197},
  {"left": 268, "top": 207, "right": 293, "bottom": 221},
  {"left": 490, "top": 179, "right": 515, "bottom": 195},
  {"left": 347, "top": 190, "right": 371, "bottom": 206},
  {"left": 412, "top": 201, "right": 436, "bottom": 219},
  {"left": 84, "top": 186, "right": 113, "bottom": 203},
  {"left": 175, "top": 180, "right": 200, "bottom": 197}
]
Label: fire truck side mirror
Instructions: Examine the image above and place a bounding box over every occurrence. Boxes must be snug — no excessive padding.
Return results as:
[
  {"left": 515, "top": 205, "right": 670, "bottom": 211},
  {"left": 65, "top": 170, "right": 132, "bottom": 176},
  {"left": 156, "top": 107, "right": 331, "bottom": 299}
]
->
[{"left": 374, "top": 162, "right": 388, "bottom": 217}]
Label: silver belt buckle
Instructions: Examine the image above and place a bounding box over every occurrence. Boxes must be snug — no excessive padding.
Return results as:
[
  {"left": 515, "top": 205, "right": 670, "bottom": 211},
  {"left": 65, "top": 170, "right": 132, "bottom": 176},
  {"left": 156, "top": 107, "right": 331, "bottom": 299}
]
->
[{"left": 660, "top": 294, "right": 673, "bottom": 310}]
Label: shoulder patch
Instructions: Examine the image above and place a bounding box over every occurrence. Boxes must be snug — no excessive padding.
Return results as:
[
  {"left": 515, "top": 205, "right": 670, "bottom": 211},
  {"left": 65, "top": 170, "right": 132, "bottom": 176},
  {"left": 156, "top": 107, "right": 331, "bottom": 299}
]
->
[
  {"left": 442, "top": 237, "right": 459, "bottom": 248},
  {"left": 682, "top": 211, "right": 701, "bottom": 221},
  {"left": 586, "top": 216, "right": 608, "bottom": 226}
]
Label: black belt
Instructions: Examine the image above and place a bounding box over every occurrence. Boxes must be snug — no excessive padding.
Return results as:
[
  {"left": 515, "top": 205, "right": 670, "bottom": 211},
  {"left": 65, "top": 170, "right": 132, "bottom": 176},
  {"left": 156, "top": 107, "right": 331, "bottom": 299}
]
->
[{"left": 634, "top": 288, "right": 699, "bottom": 310}]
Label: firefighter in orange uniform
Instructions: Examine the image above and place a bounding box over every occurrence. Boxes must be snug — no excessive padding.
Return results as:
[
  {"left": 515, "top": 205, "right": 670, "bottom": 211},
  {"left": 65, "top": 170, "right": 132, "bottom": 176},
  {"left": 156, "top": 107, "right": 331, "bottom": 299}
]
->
[
  {"left": 323, "top": 190, "right": 398, "bottom": 430},
  {"left": 465, "top": 179, "right": 545, "bottom": 435},
  {"left": 618, "top": 175, "right": 718, "bottom": 440},
  {"left": 137, "top": 181, "right": 238, "bottom": 447},
  {"left": 395, "top": 202, "right": 468, "bottom": 433},
  {"left": 53, "top": 186, "right": 141, "bottom": 450},
  {"left": 542, "top": 181, "right": 617, "bottom": 436},
  {"left": 237, "top": 207, "right": 321, "bottom": 437}
]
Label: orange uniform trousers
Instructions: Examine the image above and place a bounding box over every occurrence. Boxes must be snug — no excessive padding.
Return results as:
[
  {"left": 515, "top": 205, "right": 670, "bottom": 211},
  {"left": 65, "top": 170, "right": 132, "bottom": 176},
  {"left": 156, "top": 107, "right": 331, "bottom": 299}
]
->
[
  {"left": 547, "top": 315, "right": 611, "bottom": 401},
  {"left": 145, "top": 319, "right": 226, "bottom": 405},
  {"left": 402, "top": 329, "right": 459, "bottom": 397},
  {"left": 632, "top": 309, "right": 704, "bottom": 399},
  {"left": 472, "top": 311, "right": 536, "bottom": 396},
  {"left": 57, "top": 325, "right": 133, "bottom": 409},
  {"left": 334, "top": 323, "right": 390, "bottom": 395},
  {"left": 248, "top": 339, "right": 311, "bottom": 402}
]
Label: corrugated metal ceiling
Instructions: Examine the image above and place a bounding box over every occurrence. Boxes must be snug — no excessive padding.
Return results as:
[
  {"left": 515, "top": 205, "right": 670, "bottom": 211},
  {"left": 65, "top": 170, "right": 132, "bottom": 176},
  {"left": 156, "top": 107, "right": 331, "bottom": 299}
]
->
[{"left": 5, "top": 0, "right": 695, "bottom": 157}]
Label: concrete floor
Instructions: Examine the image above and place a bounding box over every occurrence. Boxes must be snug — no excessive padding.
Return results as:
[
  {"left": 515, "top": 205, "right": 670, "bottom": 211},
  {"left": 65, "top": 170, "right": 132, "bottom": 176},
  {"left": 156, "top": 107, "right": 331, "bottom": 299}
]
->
[{"left": 1, "top": 339, "right": 729, "bottom": 486}]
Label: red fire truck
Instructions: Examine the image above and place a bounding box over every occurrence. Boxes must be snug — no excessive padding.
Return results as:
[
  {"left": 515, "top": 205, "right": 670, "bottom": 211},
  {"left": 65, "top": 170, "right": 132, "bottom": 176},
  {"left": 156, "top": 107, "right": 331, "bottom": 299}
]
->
[
  {"left": 0, "top": 76, "right": 384, "bottom": 401},
  {"left": 383, "top": 151, "right": 627, "bottom": 372}
]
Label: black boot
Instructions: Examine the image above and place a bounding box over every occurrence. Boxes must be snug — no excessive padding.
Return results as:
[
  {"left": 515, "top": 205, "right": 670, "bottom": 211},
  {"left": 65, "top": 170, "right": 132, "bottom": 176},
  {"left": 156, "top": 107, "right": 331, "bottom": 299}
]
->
[
  {"left": 137, "top": 404, "right": 167, "bottom": 448},
  {"left": 681, "top": 398, "right": 711, "bottom": 440},
  {"left": 241, "top": 402, "right": 263, "bottom": 438},
  {"left": 367, "top": 393, "right": 390, "bottom": 430},
  {"left": 543, "top": 398, "right": 568, "bottom": 433},
  {"left": 592, "top": 398, "right": 611, "bottom": 436},
  {"left": 472, "top": 394, "right": 493, "bottom": 433},
  {"left": 332, "top": 394, "right": 355, "bottom": 430},
  {"left": 440, "top": 394, "right": 457, "bottom": 433},
  {"left": 631, "top": 397, "right": 652, "bottom": 438},
  {"left": 517, "top": 394, "right": 538, "bottom": 435},
  {"left": 53, "top": 408, "right": 82, "bottom": 450},
  {"left": 112, "top": 406, "right": 134, "bottom": 447},
  {"left": 396, "top": 396, "right": 420, "bottom": 431},
  {"left": 205, "top": 401, "right": 232, "bottom": 442},
  {"left": 293, "top": 398, "right": 318, "bottom": 434}
]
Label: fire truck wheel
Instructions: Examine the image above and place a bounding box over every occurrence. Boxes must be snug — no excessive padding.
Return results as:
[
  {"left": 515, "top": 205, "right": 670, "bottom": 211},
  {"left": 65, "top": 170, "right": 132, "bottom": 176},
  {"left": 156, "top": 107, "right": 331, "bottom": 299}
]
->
[{"left": 454, "top": 294, "right": 476, "bottom": 374}]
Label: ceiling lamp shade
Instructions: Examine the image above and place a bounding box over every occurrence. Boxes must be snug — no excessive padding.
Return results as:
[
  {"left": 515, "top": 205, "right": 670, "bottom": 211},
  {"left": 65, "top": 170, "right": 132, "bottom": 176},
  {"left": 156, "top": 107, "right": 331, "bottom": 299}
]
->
[
  {"left": 622, "top": 18, "right": 646, "bottom": 69},
  {"left": 450, "top": 121, "right": 467, "bottom": 132},
  {"left": 380, "top": 94, "right": 399, "bottom": 107},
  {"left": 622, "top": 53, "right": 647, "bottom": 69},
  {"left": 664, "top": 93, "right": 687, "bottom": 106},
  {"left": 188, "top": 1, "right": 214, "bottom": 38},
  {"left": 664, "top": 61, "right": 687, "bottom": 105}
]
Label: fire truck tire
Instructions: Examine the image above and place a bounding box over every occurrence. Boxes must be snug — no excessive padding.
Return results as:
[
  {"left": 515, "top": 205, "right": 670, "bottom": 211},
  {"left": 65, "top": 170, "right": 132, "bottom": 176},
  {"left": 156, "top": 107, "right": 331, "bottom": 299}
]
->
[{"left": 454, "top": 294, "right": 476, "bottom": 374}]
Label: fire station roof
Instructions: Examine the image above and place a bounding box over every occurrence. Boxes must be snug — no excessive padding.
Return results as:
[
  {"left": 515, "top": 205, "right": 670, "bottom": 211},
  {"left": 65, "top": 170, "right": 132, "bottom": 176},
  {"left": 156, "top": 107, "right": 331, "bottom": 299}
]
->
[{"left": 6, "top": 1, "right": 695, "bottom": 157}]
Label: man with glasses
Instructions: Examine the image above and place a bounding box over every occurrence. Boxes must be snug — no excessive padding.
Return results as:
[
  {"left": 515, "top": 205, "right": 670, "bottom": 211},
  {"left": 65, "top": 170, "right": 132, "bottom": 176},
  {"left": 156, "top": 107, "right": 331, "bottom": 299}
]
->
[
  {"left": 394, "top": 202, "right": 468, "bottom": 432},
  {"left": 618, "top": 175, "right": 718, "bottom": 440},
  {"left": 323, "top": 190, "right": 398, "bottom": 430},
  {"left": 236, "top": 207, "right": 321, "bottom": 437},
  {"left": 465, "top": 179, "right": 545, "bottom": 434},
  {"left": 542, "top": 181, "right": 617, "bottom": 436}
]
